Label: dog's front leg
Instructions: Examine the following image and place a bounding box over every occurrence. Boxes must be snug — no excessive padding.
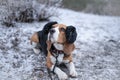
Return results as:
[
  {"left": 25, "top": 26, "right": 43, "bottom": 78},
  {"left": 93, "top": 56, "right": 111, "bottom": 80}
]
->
[
  {"left": 66, "top": 62, "right": 77, "bottom": 77},
  {"left": 31, "top": 42, "right": 40, "bottom": 54},
  {"left": 47, "top": 55, "right": 68, "bottom": 80},
  {"left": 51, "top": 65, "right": 68, "bottom": 80}
]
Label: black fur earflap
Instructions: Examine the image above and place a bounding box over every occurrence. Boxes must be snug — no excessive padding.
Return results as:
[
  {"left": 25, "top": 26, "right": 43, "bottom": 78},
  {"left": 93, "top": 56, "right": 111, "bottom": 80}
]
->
[
  {"left": 43, "top": 21, "right": 58, "bottom": 34},
  {"left": 65, "top": 26, "right": 77, "bottom": 43}
]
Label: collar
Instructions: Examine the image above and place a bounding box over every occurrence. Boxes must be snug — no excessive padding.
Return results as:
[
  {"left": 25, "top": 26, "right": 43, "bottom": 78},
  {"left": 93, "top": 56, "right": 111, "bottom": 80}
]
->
[{"left": 50, "top": 44, "right": 64, "bottom": 57}]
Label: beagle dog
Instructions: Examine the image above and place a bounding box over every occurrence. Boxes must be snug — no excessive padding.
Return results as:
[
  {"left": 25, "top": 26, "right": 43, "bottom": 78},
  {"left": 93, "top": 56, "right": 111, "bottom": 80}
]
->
[
  {"left": 46, "top": 24, "right": 77, "bottom": 80},
  {"left": 30, "top": 22, "right": 77, "bottom": 80}
]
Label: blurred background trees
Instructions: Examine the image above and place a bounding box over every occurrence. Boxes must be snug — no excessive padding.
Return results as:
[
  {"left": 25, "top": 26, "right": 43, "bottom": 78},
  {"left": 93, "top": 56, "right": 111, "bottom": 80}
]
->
[
  {"left": 0, "top": 0, "right": 62, "bottom": 27},
  {"left": 63, "top": 0, "right": 120, "bottom": 16},
  {"left": 0, "top": 0, "right": 120, "bottom": 27}
]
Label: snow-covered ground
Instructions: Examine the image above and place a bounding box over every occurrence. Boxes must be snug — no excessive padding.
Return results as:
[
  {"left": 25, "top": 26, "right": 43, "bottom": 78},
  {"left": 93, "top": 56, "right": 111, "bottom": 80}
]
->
[{"left": 0, "top": 8, "right": 120, "bottom": 80}]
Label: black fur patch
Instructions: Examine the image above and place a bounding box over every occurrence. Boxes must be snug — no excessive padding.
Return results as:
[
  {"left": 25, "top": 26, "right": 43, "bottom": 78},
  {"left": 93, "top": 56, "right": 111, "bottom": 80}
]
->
[
  {"left": 43, "top": 22, "right": 58, "bottom": 34},
  {"left": 66, "top": 26, "right": 77, "bottom": 43},
  {"left": 37, "top": 21, "right": 57, "bottom": 56}
]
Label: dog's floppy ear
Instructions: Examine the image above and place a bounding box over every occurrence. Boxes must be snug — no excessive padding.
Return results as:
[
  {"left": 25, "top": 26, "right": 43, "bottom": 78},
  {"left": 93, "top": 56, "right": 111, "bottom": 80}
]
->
[
  {"left": 46, "top": 40, "right": 52, "bottom": 51},
  {"left": 43, "top": 21, "right": 58, "bottom": 34},
  {"left": 65, "top": 26, "right": 77, "bottom": 43}
]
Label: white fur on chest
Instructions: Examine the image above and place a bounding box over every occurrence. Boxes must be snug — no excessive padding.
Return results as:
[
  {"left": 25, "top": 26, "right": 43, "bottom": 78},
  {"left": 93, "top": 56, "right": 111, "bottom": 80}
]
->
[
  {"left": 50, "top": 54, "right": 64, "bottom": 64},
  {"left": 53, "top": 43, "right": 63, "bottom": 50}
]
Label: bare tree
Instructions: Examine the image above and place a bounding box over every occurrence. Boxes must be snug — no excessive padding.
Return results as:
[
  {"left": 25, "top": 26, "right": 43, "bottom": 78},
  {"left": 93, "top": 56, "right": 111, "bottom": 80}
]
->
[{"left": 1, "top": 0, "right": 62, "bottom": 27}]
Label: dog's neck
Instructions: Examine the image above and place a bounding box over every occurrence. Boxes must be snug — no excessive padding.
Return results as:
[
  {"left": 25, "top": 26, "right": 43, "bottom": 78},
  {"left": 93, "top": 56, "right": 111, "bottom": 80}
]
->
[{"left": 53, "top": 43, "right": 63, "bottom": 50}]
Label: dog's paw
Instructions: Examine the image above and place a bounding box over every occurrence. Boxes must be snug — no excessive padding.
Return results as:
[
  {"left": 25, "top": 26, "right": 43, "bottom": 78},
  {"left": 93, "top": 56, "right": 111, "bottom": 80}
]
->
[
  {"left": 33, "top": 48, "right": 40, "bottom": 54},
  {"left": 70, "top": 69, "right": 77, "bottom": 78},
  {"left": 69, "top": 62, "right": 77, "bottom": 78},
  {"left": 55, "top": 67, "right": 68, "bottom": 80},
  {"left": 58, "top": 71, "right": 68, "bottom": 80}
]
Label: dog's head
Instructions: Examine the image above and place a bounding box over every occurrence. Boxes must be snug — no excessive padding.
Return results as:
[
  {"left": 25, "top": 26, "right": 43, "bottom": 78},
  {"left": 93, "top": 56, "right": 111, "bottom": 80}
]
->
[
  {"left": 48, "top": 24, "right": 67, "bottom": 44},
  {"left": 48, "top": 24, "right": 77, "bottom": 44},
  {"left": 47, "top": 24, "right": 77, "bottom": 54}
]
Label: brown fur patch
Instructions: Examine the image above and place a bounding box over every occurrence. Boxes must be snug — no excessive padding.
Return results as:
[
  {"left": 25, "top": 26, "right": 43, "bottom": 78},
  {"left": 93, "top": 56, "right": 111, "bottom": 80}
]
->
[
  {"left": 46, "top": 41, "right": 52, "bottom": 51},
  {"left": 57, "top": 31, "right": 66, "bottom": 44},
  {"left": 30, "top": 32, "right": 39, "bottom": 44},
  {"left": 63, "top": 54, "right": 73, "bottom": 62},
  {"left": 52, "top": 24, "right": 58, "bottom": 27},
  {"left": 54, "top": 24, "right": 67, "bottom": 44},
  {"left": 53, "top": 24, "right": 66, "bottom": 29},
  {"left": 46, "top": 51, "right": 53, "bottom": 69},
  {"left": 63, "top": 43, "right": 75, "bottom": 56}
]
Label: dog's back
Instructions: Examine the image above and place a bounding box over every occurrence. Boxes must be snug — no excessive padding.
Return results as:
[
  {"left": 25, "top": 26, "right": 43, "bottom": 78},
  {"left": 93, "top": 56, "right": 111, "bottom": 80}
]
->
[{"left": 30, "top": 22, "right": 58, "bottom": 55}]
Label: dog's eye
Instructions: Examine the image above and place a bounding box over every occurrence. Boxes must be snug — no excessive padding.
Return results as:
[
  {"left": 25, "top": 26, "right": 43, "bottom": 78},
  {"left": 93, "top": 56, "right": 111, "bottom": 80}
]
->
[
  {"left": 52, "top": 26, "right": 55, "bottom": 28},
  {"left": 60, "top": 28, "right": 65, "bottom": 32}
]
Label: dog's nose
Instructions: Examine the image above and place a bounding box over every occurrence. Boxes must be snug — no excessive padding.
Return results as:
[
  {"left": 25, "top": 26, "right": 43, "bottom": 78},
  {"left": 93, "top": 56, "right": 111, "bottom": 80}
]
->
[{"left": 50, "top": 29, "right": 55, "bottom": 34}]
